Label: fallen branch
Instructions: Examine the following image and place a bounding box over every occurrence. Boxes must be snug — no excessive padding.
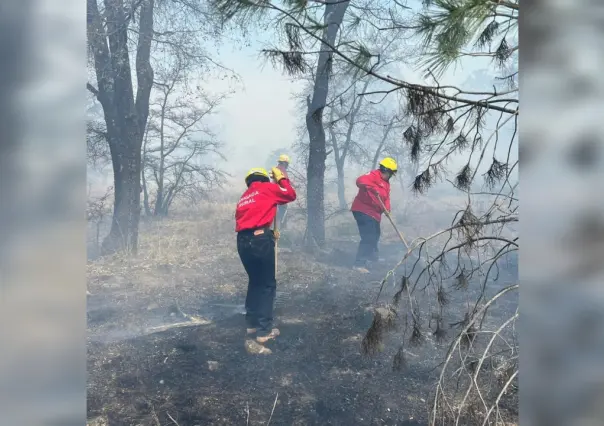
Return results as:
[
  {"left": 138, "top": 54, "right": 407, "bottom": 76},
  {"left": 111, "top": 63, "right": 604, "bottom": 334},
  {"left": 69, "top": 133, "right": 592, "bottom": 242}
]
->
[
  {"left": 167, "top": 412, "right": 180, "bottom": 426},
  {"left": 374, "top": 216, "right": 518, "bottom": 303},
  {"left": 431, "top": 283, "right": 519, "bottom": 425}
]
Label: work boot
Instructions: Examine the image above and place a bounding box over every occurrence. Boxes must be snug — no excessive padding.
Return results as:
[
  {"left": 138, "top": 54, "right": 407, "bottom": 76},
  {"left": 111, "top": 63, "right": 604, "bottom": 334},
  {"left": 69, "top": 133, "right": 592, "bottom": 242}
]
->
[
  {"left": 246, "top": 328, "right": 257, "bottom": 335},
  {"left": 256, "top": 328, "right": 280, "bottom": 343},
  {"left": 244, "top": 339, "right": 272, "bottom": 355},
  {"left": 353, "top": 266, "right": 370, "bottom": 274}
]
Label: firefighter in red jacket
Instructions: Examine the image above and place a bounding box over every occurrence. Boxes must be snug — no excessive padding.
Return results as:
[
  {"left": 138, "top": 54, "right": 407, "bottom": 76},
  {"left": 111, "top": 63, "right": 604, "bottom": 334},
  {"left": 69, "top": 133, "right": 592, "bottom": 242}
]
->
[
  {"left": 235, "top": 167, "right": 297, "bottom": 345},
  {"left": 350, "top": 157, "right": 397, "bottom": 273}
]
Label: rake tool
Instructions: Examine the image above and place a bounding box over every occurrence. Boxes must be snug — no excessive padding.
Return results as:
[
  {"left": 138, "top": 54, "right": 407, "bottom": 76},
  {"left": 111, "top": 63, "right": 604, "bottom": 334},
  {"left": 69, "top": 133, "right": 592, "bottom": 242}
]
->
[
  {"left": 375, "top": 193, "right": 409, "bottom": 250},
  {"left": 273, "top": 213, "right": 279, "bottom": 275},
  {"left": 373, "top": 192, "right": 419, "bottom": 304},
  {"left": 272, "top": 208, "right": 291, "bottom": 309}
]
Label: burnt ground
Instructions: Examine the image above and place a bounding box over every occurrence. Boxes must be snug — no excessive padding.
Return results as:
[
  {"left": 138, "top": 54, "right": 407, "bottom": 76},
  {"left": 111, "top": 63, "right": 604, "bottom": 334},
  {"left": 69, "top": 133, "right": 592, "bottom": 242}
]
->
[{"left": 87, "top": 218, "right": 518, "bottom": 426}]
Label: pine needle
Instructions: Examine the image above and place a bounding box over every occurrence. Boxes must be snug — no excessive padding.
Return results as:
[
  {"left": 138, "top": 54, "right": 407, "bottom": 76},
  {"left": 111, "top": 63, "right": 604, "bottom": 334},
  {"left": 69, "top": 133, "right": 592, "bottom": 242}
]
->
[
  {"left": 483, "top": 157, "right": 508, "bottom": 189},
  {"left": 413, "top": 168, "right": 433, "bottom": 194},
  {"left": 453, "top": 133, "right": 469, "bottom": 153},
  {"left": 410, "top": 307, "right": 423, "bottom": 347},
  {"left": 410, "top": 320, "right": 423, "bottom": 347},
  {"left": 452, "top": 270, "right": 469, "bottom": 290},
  {"left": 403, "top": 126, "right": 423, "bottom": 163},
  {"left": 495, "top": 37, "right": 513, "bottom": 68},
  {"left": 450, "top": 312, "right": 470, "bottom": 329},
  {"left": 455, "top": 164, "right": 473, "bottom": 190},
  {"left": 261, "top": 49, "right": 308, "bottom": 76},
  {"left": 475, "top": 20, "right": 500, "bottom": 50},
  {"left": 456, "top": 206, "right": 482, "bottom": 244},
  {"left": 437, "top": 285, "right": 450, "bottom": 306},
  {"left": 392, "top": 276, "right": 409, "bottom": 306},
  {"left": 433, "top": 320, "right": 447, "bottom": 343},
  {"left": 445, "top": 116, "right": 455, "bottom": 133}
]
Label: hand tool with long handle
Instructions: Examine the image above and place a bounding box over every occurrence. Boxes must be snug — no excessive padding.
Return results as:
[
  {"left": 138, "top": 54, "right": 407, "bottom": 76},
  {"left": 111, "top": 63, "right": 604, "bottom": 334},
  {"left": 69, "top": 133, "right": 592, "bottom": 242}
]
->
[
  {"left": 273, "top": 213, "right": 279, "bottom": 275},
  {"left": 375, "top": 193, "right": 410, "bottom": 250}
]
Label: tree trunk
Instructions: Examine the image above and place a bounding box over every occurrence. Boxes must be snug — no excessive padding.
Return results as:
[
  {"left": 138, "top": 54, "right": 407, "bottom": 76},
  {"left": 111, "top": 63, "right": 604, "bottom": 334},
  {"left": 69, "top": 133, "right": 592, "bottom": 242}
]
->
[
  {"left": 102, "top": 148, "right": 141, "bottom": 253},
  {"left": 336, "top": 164, "right": 347, "bottom": 210},
  {"left": 371, "top": 116, "right": 396, "bottom": 169},
  {"left": 154, "top": 187, "right": 164, "bottom": 216},
  {"left": 87, "top": 0, "right": 154, "bottom": 255},
  {"left": 142, "top": 185, "right": 151, "bottom": 217},
  {"left": 154, "top": 191, "right": 171, "bottom": 217},
  {"left": 142, "top": 131, "right": 152, "bottom": 216},
  {"left": 154, "top": 93, "right": 168, "bottom": 216},
  {"left": 397, "top": 171, "right": 411, "bottom": 221},
  {"left": 305, "top": 0, "right": 349, "bottom": 248},
  {"left": 334, "top": 80, "right": 368, "bottom": 210},
  {"left": 327, "top": 108, "right": 347, "bottom": 210}
]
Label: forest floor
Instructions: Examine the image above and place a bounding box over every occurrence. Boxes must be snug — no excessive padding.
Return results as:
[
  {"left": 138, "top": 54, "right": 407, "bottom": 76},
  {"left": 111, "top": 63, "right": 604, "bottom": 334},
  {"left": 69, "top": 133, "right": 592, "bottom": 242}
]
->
[{"left": 87, "top": 209, "right": 518, "bottom": 426}]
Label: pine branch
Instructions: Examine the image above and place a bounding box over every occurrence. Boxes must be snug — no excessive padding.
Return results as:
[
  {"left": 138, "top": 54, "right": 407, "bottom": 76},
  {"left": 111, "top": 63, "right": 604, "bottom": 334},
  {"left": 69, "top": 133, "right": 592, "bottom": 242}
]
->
[{"left": 249, "top": 0, "right": 518, "bottom": 115}]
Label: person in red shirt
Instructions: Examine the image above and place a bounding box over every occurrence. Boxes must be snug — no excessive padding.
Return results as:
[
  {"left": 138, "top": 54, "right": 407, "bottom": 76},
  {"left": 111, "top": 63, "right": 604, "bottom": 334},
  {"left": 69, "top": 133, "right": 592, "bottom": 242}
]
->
[
  {"left": 235, "top": 166, "right": 297, "bottom": 346},
  {"left": 350, "top": 157, "right": 398, "bottom": 273},
  {"left": 274, "top": 154, "right": 291, "bottom": 229}
]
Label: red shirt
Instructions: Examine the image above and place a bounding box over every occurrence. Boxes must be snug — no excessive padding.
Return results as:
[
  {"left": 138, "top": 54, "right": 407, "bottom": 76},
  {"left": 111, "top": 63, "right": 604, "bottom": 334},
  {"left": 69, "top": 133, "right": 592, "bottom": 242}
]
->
[
  {"left": 350, "top": 169, "right": 391, "bottom": 222},
  {"left": 235, "top": 179, "right": 297, "bottom": 232}
]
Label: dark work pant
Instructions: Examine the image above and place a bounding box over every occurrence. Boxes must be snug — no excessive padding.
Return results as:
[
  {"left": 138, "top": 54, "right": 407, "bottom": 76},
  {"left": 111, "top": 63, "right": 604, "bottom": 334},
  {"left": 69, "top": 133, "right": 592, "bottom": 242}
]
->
[
  {"left": 353, "top": 211, "right": 381, "bottom": 267},
  {"left": 237, "top": 229, "right": 276, "bottom": 337}
]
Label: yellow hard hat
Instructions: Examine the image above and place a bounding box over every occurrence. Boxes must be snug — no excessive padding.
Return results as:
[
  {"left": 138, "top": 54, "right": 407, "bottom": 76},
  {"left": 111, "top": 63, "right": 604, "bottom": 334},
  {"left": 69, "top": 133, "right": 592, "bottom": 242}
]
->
[
  {"left": 278, "top": 154, "right": 290, "bottom": 163},
  {"left": 379, "top": 157, "right": 398, "bottom": 172},
  {"left": 245, "top": 167, "right": 270, "bottom": 182}
]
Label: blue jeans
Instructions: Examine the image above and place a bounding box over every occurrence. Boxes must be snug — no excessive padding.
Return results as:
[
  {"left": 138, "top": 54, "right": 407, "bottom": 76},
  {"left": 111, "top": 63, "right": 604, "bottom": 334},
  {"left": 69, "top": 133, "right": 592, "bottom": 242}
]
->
[
  {"left": 237, "top": 229, "right": 276, "bottom": 337},
  {"left": 353, "top": 211, "right": 380, "bottom": 267}
]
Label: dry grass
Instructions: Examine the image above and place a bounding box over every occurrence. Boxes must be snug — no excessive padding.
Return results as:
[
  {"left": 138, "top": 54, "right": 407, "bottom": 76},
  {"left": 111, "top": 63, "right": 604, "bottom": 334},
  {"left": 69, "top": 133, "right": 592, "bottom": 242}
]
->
[{"left": 88, "top": 204, "right": 235, "bottom": 278}]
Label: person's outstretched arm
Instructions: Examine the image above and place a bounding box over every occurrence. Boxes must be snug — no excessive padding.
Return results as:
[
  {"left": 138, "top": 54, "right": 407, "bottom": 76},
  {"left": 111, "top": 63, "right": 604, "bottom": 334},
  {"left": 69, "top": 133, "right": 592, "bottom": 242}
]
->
[{"left": 269, "top": 167, "right": 297, "bottom": 204}]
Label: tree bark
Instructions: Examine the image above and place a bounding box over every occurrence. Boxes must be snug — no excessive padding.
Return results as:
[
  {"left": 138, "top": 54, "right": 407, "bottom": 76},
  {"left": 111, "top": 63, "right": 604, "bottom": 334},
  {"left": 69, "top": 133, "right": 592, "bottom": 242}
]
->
[
  {"left": 336, "top": 164, "right": 347, "bottom": 210},
  {"left": 305, "top": 0, "right": 349, "bottom": 248},
  {"left": 327, "top": 108, "right": 347, "bottom": 210},
  {"left": 153, "top": 88, "right": 169, "bottom": 216},
  {"left": 334, "top": 79, "right": 369, "bottom": 209},
  {"left": 87, "top": 0, "right": 154, "bottom": 254},
  {"left": 141, "top": 130, "right": 152, "bottom": 216}
]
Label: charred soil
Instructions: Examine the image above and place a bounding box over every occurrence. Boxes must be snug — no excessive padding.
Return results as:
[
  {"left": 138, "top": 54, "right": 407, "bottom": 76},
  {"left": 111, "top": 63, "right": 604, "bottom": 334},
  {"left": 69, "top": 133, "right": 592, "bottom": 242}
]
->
[{"left": 87, "top": 217, "right": 517, "bottom": 425}]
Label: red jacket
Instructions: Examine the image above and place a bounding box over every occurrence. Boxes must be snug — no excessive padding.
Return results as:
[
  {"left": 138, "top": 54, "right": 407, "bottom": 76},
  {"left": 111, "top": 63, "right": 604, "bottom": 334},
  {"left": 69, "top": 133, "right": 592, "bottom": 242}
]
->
[
  {"left": 350, "top": 169, "right": 391, "bottom": 222},
  {"left": 235, "top": 178, "right": 297, "bottom": 232}
]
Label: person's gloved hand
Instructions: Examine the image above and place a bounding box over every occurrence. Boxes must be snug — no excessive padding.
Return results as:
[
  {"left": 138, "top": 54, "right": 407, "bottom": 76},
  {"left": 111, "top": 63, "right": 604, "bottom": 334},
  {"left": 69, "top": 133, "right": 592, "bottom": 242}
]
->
[{"left": 271, "top": 167, "right": 285, "bottom": 182}]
